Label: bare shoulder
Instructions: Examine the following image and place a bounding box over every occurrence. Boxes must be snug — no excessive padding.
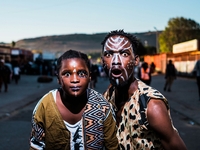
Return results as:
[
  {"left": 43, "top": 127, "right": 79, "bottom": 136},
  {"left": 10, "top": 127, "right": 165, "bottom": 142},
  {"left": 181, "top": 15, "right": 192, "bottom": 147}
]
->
[{"left": 147, "top": 99, "right": 170, "bottom": 128}]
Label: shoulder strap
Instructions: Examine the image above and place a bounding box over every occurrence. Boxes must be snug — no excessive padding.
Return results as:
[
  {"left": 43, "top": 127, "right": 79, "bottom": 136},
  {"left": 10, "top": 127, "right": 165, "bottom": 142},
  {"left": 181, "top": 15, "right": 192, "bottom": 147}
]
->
[{"left": 138, "top": 94, "right": 149, "bottom": 128}]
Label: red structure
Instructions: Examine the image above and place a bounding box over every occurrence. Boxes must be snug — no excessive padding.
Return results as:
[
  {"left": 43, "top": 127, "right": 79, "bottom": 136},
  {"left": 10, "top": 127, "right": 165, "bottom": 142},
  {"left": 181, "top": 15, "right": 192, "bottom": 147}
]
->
[{"left": 144, "top": 39, "right": 200, "bottom": 77}]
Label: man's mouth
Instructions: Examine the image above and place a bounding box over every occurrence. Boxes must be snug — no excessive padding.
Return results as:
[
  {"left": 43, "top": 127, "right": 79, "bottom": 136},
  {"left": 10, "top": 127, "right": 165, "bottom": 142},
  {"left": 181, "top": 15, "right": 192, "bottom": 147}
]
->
[{"left": 111, "top": 68, "right": 122, "bottom": 78}]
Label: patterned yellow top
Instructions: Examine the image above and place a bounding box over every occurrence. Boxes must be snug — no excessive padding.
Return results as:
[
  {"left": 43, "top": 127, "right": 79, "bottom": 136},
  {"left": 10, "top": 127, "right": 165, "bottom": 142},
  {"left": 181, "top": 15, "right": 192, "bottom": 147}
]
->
[{"left": 30, "top": 88, "right": 118, "bottom": 150}]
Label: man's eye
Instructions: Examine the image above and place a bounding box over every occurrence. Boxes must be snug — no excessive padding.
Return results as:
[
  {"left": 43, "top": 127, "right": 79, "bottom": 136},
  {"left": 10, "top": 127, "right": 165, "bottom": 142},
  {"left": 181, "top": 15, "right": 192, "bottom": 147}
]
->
[
  {"left": 104, "top": 53, "right": 112, "bottom": 57},
  {"left": 121, "top": 52, "right": 129, "bottom": 57}
]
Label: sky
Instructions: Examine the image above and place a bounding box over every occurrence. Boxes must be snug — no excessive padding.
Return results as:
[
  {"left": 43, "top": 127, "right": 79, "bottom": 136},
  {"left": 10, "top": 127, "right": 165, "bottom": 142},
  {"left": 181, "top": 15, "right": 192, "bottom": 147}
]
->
[{"left": 1, "top": 0, "right": 200, "bottom": 43}]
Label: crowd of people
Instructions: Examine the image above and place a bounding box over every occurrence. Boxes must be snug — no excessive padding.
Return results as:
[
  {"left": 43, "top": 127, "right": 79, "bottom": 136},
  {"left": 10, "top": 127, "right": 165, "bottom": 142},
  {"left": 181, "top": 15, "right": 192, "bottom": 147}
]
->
[
  {"left": 0, "top": 57, "right": 59, "bottom": 93},
  {"left": 29, "top": 30, "right": 187, "bottom": 149}
]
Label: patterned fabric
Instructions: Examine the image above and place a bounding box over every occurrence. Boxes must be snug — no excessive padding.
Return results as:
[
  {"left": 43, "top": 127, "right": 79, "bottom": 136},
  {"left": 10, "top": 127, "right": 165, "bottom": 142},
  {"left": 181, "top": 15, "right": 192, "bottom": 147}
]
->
[
  {"left": 84, "top": 89, "right": 110, "bottom": 149},
  {"left": 103, "top": 79, "right": 176, "bottom": 150},
  {"left": 30, "top": 88, "right": 118, "bottom": 150}
]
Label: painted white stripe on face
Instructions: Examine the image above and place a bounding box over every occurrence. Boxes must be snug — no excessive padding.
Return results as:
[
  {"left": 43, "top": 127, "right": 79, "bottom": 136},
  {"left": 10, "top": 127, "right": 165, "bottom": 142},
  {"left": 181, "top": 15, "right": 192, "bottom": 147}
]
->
[
  {"left": 116, "top": 78, "right": 119, "bottom": 85},
  {"left": 120, "top": 75, "right": 125, "bottom": 81},
  {"left": 104, "top": 36, "right": 130, "bottom": 52},
  {"left": 74, "top": 91, "right": 77, "bottom": 96},
  {"left": 112, "top": 53, "right": 122, "bottom": 65},
  {"left": 104, "top": 38, "right": 123, "bottom": 51},
  {"left": 73, "top": 64, "right": 77, "bottom": 81},
  {"left": 117, "top": 41, "right": 129, "bottom": 50},
  {"left": 109, "top": 37, "right": 124, "bottom": 48}
]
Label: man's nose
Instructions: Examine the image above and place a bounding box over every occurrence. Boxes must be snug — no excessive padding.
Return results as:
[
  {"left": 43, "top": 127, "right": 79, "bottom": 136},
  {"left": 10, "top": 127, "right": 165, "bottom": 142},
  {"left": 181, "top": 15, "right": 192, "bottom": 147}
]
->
[{"left": 112, "top": 54, "right": 121, "bottom": 65}]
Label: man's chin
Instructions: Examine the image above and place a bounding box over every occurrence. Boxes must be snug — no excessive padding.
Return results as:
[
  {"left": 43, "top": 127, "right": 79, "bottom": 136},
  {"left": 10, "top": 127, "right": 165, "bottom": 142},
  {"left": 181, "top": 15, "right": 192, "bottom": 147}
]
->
[{"left": 110, "top": 79, "right": 128, "bottom": 87}]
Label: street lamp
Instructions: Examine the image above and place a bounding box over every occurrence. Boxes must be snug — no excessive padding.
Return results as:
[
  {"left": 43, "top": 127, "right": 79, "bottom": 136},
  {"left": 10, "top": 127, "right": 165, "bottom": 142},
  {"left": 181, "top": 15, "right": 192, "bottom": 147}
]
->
[{"left": 154, "top": 27, "right": 159, "bottom": 53}]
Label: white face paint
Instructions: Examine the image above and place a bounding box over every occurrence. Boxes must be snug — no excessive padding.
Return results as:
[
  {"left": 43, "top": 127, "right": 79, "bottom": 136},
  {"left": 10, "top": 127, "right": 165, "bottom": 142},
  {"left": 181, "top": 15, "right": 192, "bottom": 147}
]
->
[
  {"left": 103, "top": 35, "right": 135, "bottom": 86},
  {"left": 72, "top": 63, "right": 78, "bottom": 96},
  {"left": 104, "top": 36, "right": 133, "bottom": 52}
]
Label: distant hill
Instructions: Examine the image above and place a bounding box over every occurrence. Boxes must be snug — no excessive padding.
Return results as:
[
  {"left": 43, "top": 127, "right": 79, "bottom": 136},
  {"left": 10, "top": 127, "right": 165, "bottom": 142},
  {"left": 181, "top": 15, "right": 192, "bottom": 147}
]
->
[{"left": 15, "top": 31, "right": 160, "bottom": 55}]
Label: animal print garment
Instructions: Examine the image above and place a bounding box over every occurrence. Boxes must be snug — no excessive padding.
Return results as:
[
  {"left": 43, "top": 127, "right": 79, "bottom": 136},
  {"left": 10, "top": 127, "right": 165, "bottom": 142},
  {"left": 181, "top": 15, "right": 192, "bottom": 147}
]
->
[{"left": 103, "top": 79, "right": 176, "bottom": 150}]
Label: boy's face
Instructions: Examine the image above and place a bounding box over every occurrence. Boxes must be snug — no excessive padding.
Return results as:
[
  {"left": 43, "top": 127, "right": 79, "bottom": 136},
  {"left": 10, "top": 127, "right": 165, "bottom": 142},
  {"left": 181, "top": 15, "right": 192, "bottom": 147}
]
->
[
  {"left": 58, "top": 58, "right": 90, "bottom": 97},
  {"left": 102, "top": 35, "right": 138, "bottom": 86}
]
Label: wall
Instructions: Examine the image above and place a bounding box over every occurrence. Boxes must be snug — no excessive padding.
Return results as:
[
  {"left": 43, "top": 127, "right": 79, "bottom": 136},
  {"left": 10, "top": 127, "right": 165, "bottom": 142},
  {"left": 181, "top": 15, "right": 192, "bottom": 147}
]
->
[
  {"left": 144, "top": 53, "right": 167, "bottom": 73},
  {"left": 144, "top": 51, "right": 200, "bottom": 77}
]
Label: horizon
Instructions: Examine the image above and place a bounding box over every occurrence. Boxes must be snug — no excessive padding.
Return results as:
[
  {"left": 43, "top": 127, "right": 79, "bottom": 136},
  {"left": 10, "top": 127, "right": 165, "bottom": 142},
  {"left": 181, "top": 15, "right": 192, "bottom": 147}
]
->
[
  {"left": 1, "top": 0, "right": 200, "bottom": 43},
  {"left": 0, "top": 30, "right": 159, "bottom": 44}
]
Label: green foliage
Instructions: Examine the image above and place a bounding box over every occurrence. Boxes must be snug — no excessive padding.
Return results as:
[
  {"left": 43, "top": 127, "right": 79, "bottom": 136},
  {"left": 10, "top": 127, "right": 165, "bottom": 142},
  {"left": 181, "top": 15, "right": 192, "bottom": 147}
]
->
[
  {"left": 12, "top": 41, "right": 16, "bottom": 47},
  {"left": 159, "top": 17, "right": 200, "bottom": 53}
]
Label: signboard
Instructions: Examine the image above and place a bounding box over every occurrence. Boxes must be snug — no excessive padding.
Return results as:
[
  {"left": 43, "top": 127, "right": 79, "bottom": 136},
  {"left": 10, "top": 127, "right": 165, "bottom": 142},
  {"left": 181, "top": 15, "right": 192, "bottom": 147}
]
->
[
  {"left": 173, "top": 39, "right": 198, "bottom": 54},
  {"left": 11, "top": 49, "right": 20, "bottom": 55}
]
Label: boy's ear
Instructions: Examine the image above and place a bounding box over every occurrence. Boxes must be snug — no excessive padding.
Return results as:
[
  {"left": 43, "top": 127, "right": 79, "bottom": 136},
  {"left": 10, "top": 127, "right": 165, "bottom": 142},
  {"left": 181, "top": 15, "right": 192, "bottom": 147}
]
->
[
  {"left": 89, "top": 72, "right": 91, "bottom": 81},
  {"left": 56, "top": 74, "right": 61, "bottom": 84},
  {"left": 57, "top": 78, "right": 61, "bottom": 84}
]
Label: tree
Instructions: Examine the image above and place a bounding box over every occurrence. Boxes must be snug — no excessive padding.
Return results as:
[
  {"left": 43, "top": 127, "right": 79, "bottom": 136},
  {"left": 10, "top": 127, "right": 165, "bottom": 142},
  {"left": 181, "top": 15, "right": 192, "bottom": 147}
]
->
[
  {"left": 159, "top": 17, "right": 200, "bottom": 53},
  {"left": 11, "top": 41, "right": 16, "bottom": 47}
]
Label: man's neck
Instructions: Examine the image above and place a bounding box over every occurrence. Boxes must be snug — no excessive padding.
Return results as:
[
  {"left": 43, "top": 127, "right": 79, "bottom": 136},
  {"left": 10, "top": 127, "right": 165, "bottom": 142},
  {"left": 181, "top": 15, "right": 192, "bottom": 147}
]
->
[{"left": 114, "top": 77, "right": 137, "bottom": 109}]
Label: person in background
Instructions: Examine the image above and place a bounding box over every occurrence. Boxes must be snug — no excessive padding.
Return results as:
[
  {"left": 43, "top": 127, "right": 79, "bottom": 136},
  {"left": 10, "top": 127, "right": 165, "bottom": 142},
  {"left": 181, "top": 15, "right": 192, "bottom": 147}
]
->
[
  {"left": 13, "top": 62, "right": 21, "bottom": 84},
  {"left": 140, "top": 62, "right": 151, "bottom": 85},
  {"left": 150, "top": 62, "right": 156, "bottom": 74},
  {"left": 29, "top": 49, "right": 118, "bottom": 150},
  {"left": 89, "top": 63, "right": 99, "bottom": 89},
  {"left": 0, "top": 59, "right": 11, "bottom": 92},
  {"left": 134, "top": 62, "right": 142, "bottom": 79},
  {"left": 164, "top": 59, "right": 177, "bottom": 92},
  {"left": 101, "top": 30, "right": 187, "bottom": 150},
  {"left": 4, "top": 59, "right": 13, "bottom": 83},
  {"left": 193, "top": 59, "right": 200, "bottom": 101}
]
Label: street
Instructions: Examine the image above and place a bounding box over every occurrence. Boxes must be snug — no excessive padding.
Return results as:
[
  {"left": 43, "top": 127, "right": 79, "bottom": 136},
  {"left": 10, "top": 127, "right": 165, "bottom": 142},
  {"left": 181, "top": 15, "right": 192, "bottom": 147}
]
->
[{"left": 0, "top": 76, "right": 200, "bottom": 150}]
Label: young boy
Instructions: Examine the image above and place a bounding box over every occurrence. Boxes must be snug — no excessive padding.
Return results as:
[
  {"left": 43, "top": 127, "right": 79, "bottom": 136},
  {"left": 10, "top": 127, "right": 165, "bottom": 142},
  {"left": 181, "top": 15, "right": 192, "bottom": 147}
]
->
[{"left": 29, "top": 49, "right": 118, "bottom": 150}]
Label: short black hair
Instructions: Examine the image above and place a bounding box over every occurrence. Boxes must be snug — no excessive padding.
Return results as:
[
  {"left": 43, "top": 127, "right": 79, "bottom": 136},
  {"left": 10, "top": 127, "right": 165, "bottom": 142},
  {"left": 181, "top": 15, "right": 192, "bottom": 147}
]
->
[
  {"left": 56, "top": 49, "right": 91, "bottom": 75},
  {"left": 101, "top": 29, "right": 139, "bottom": 55}
]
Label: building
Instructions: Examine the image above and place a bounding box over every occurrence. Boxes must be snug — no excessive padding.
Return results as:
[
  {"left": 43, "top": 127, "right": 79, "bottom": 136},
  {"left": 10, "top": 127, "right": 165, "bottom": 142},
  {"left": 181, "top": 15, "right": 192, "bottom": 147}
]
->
[
  {"left": 0, "top": 45, "right": 33, "bottom": 65},
  {"left": 0, "top": 45, "right": 11, "bottom": 61},
  {"left": 144, "top": 39, "right": 200, "bottom": 77}
]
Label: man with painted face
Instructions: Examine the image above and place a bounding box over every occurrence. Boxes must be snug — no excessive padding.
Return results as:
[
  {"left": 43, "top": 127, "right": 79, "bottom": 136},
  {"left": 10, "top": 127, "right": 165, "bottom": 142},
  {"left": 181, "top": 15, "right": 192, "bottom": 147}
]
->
[
  {"left": 29, "top": 50, "right": 118, "bottom": 150},
  {"left": 101, "top": 30, "right": 187, "bottom": 150}
]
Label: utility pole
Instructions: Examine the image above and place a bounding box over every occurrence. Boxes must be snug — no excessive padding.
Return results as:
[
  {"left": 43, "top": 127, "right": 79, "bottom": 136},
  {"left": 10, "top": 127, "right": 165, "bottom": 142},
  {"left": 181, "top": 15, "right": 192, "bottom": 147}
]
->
[{"left": 154, "top": 27, "right": 159, "bottom": 53}]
